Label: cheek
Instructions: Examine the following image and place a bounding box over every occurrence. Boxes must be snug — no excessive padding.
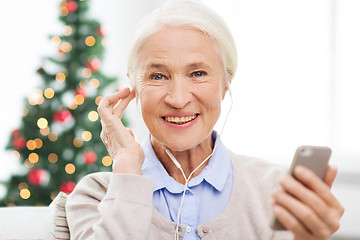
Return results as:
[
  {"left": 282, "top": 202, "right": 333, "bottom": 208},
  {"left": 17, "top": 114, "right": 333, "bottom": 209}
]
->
[
  {"left": 137, "top": 82, "right": 155, "bottom": 107},
  {"left": 137, "top": 83, "right": 165, "bottom": 120},
  {"left": 196, "top": 83, "right": 223, "bottom": 108}
]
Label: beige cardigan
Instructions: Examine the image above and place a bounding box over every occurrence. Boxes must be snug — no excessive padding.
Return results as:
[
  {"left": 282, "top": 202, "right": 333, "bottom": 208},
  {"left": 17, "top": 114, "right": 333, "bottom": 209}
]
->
[{"left": 66, "top": 151, "right": 293, "bottom": 240}]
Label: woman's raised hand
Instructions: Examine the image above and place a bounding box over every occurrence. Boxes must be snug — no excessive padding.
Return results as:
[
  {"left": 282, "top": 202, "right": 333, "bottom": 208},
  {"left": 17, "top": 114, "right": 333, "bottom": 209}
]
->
[{"left": 97, "top": 88, "right": 144, "bottom": 175}]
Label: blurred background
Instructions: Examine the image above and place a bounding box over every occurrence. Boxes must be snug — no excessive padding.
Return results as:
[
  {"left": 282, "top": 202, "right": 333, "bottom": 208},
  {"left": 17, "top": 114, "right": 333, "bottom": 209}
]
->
[{"left": 0, "top": 0, "right": 359, "bottom": 239}]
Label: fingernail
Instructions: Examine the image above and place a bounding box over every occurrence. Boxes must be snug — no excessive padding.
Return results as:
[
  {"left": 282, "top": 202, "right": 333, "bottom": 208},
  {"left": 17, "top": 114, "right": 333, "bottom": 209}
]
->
[
  {"left": 294, "top": 165, "right": 307, "bottom": 175},
  {"left": 271, "top": 189, "right": 280, "bottom": 199},
  {"left": 278, "top": 175, "right": 287, "bottom": 184},
  {"left": 273, "top": 205, "right": 281, "bottom": 214}
]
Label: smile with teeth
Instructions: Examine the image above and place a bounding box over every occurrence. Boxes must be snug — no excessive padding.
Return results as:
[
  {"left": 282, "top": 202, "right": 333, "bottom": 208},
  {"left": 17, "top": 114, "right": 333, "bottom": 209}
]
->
[{"left": 163, "top": 114, "right": 199, "bottom": 125}]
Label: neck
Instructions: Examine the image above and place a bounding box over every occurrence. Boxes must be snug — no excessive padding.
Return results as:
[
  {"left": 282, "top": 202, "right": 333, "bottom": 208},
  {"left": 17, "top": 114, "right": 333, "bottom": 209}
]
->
[{"left": 151, "top": 135, "right": 214, "bottom": 185}]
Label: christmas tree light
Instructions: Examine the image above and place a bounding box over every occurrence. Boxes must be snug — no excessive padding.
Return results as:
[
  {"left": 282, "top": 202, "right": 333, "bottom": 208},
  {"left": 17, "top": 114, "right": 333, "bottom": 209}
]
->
[{"left": 1, "top": 0, "right": 124, "bottom": 206}]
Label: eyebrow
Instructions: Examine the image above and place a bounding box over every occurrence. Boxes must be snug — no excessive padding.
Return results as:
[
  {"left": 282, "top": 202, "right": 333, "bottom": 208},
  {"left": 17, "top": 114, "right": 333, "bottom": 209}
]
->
[
  {"left": 145, "top": 63, "right": 166, "bottom": 70},
  {"left": 187, "top": 62, "right": 211, "bottom": 70},
  {"left": 145, "top": 62, "right": 211, "bottom": 71}
]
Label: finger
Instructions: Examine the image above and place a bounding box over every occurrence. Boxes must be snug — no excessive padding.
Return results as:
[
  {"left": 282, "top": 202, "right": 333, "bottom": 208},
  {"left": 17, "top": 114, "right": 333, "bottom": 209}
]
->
[
  {"left": 113, "top": 89, "right": 136, "bottom": 118},
  {"left": 101, "top": 88, "right": 131, "bottom": 108},
  {"left": 272, "top": 189, "right": 327, "bottom": 236},
  {"left": 98, "top": 88, "right": 131, "bottom": 121},
  {"left": 324, "top": 165, "right": 337, "bottom": 188},
  {"left": 278, "top": 174, "right": 340, "bottom": 231},
  {"left": 293, "top": 166, "right": 341, "bottom": 208},
  {"left": 272, "top": 204, "right": 314, "bottom": 240}
]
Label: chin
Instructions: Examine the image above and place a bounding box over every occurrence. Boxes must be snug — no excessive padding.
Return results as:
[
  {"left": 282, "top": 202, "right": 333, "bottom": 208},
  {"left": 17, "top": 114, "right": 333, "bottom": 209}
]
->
[{"left": 154, "top": 134, "right": 198, "bottom": 152}]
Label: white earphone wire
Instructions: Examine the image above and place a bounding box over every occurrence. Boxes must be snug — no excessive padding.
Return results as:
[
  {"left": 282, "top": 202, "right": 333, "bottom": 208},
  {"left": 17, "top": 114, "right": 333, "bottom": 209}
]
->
[{"left": 165, "top": 82, "right": 233, "bottom": 240}]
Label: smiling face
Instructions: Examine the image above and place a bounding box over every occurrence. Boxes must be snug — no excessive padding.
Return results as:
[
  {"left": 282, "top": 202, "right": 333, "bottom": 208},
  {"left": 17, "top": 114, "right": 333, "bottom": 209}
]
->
[{"left": 136, "top": 26, "right": 227, "bottom": 152}]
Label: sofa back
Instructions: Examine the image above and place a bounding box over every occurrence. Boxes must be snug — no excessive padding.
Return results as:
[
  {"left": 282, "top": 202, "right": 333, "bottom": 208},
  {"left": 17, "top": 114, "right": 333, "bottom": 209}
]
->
[{"left": 0, "top": 206, "right": 51, "bottom": 239}]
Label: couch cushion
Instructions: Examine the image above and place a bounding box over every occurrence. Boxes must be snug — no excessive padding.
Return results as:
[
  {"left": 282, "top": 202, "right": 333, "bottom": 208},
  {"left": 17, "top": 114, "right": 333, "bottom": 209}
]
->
[{"left": 0, "top": 206, "right": 51, "bottom": 239}]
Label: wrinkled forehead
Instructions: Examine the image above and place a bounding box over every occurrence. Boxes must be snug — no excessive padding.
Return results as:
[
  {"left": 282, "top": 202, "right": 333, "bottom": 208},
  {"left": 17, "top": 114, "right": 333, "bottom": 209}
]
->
[{"left": 135, "top": 25, "right": 223, "bottom": 73}]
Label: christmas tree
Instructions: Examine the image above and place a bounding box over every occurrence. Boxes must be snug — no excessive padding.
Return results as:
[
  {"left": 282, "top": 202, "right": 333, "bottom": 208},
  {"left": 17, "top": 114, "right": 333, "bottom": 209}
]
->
[{"left": 0, "top": 0, "right": 125, "bottom": 206}]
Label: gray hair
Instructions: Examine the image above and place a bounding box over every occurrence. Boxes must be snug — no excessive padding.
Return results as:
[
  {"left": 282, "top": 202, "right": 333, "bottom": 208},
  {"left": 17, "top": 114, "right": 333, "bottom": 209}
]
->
[{"left": 127, "top": 0, "right": 237, "bottom": 86}]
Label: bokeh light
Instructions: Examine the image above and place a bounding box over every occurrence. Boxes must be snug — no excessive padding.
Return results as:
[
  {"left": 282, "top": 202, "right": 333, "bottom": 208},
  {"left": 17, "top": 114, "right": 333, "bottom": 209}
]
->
[
  {"left": 24, "top": 159, "right": 34, "bottom": 168},
  {"left": 50, "top": 192, "right": 57, "bottom": 201},
  {"left": 73, "top": 137, "right": 83, "bottom": 148},
  {"left": 88, "top": 111, "right": 99, "bottom": 122},
  {"left": 90, "top": 78, "right": 100, "bottom": 88},
  {"left": 23, "top": 107, "right": 29, "bottom": 116},
  {"left": 85, "top": 36, "right": 96, "bottom": 46},
  {"left": 60, "top": 3, "right": 69, "bottom": 17},
  {"left": 102, "top": 38, "right": 107, "bottom": 47},
  {"left": 12, "top": 151, "right": 20, "bottom": 160},
  {"left": 102, "top": 156, "right": 112, "bottom": 167},
  {"left": 81, "top": 68, "right": 92, "bottom": 78},
  {"left": 20, "top": 189, "right": 31, "bottom": 199},
  {"left": 44, "top": 88, "right": 55, "bottom": 99},
  {"left": 65, "top": 163, "right": 76, "bottom": 174},
  {"left": 56, "top": 73, "right": 66, "bottom": 82},
  {"left": 34, "top": 138, "right": 43, "bottom": 149},
  {"left": 79, "top": 80, "right": 86, "bottom": 89},
  {"left": 82, "top": 131, "right": 92, "bottom": 142},
  {"left": 37, "top": 118, "right": 48, "bottom": 129},
  {"left": 74, "top": 95, "right": 85, "bottom": 105},
  {"left": 95, "top": 96, "right": 102, "bottom": 105},
  {"left": 63, "top": 25, "right": 73, "bottom": 36},
  {"left": 26, "top": 140, "right": 37, "bottom": 151},
  {"left": 48, "top": 132, "right": 58, "bottom": 142},
  {"left": 29, "top": 89, "right": 44, "bottom": 105},
  {"left": 51, "top": 36, "right": 61, "bottom": 46},
  {"left": 60, "top": 42, "right": 72, "bottom": 53},
  {"left": 28, "top": 153, "right": 39, "bottom": 164},
  {"left": 68, "top": 102, "right": 78, "bottom": 110},
  {"left": 40, "top": 127, "right": 50, "bottom": 136},
  {"left": 48, "top": 153, "right": 58, "bottom": 163}
]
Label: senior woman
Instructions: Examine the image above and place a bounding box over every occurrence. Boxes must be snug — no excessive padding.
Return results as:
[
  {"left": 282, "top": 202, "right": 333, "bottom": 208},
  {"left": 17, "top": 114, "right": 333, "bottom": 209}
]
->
[{"left": 66, "top": 0, "right": 344, "bottom": 239}]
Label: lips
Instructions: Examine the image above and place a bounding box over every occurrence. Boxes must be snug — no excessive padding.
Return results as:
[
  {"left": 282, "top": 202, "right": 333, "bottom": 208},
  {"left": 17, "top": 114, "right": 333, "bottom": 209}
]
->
[{"left": 162, "top": 114, "right": 199, "bottom": 125}]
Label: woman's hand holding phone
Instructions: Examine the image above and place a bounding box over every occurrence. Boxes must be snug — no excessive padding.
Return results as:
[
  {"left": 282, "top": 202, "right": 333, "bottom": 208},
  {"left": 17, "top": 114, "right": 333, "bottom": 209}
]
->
[
  {"left": 97, "top": 88, "right": 144, "bottom": 175},
  {"left": 271, "top": 146, "right": 344, "bottom": 240}
]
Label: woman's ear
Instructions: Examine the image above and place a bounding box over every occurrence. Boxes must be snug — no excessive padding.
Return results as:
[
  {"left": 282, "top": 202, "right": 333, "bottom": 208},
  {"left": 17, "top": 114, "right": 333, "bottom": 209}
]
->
[
  {"left": 127, "top": 73, "right": 139, "bottom": 103},
  {"left": 222, "top": 79, "right": 231, "bottom": 100},
  {"left": 127, "top": 73, "right": 133, "bottom": 88}
]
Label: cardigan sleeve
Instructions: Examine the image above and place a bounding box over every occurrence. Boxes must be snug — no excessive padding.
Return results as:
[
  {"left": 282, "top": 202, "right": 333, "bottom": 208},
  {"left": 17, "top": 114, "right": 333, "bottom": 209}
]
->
[{"left": 66, "top": 172, "right": 155, "bottom": 240}]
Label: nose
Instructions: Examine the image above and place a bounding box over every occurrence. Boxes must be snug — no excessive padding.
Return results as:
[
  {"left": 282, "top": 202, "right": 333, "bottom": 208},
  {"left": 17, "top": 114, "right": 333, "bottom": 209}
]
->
[{"left": 164, "top": 77, "right": 191, "bottom": 109}]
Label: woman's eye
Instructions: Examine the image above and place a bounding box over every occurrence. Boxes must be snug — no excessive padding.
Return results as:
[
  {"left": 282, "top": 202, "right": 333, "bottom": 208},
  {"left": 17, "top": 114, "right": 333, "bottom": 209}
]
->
[
  {"left": 191, "top": 71, "right": 206, "bottom": 78},
  {"left": 150, "top": 73, "right": 165, "bottom": 80}
]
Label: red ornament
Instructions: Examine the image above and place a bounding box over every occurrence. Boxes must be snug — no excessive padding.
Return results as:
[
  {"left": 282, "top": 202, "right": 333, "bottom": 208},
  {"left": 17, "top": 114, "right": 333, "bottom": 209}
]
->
[
  {"left": 83, "top": 151, "right": 97, "bottom": 165},
  {"left": 97, "top": 27, "right": 105, "bottom": 37},
  {"left": 53, "top": 109, "right": 72, "bottom": 122},
  {"left": 27, "top": 169, "right": 48, "bottom": 186},
  {"left": 11, "top": 129, "right": 21, "bottom": 137},
  {"left": 59, "top": 181, "right": 76, "bottom": 194},
  {"left": 75, "top": 88, "right": 87, "bottom": 98},
  {"left": 85, "top": 59, "right": 101, "bottom": 72},
  {"left": 66, "top": 1, "right": 78, "bottom": 12},
  {"left": 12, "top": 136, "right": 27, "bottom": 150}
]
